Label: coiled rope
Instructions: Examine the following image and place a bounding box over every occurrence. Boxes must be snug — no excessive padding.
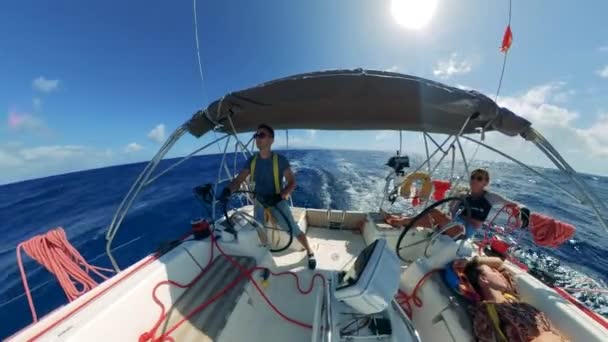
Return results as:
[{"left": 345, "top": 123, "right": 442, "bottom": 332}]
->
[{"left": 16, "top": 227, "right": 114, "bottom": 322}]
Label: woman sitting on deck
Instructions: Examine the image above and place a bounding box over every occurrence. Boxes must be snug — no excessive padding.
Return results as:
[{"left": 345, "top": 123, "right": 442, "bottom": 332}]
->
[{"left": 383, "top": 169, "right": 530, "bottom": 238}]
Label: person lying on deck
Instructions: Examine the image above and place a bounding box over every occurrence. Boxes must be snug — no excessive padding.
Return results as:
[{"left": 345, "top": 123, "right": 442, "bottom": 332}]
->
[
  {"left": 382, "top": 169, "right": 530, "bottom": 238},
  {"left": 463, "top": 256, "right": 568, "bottom": 342}
]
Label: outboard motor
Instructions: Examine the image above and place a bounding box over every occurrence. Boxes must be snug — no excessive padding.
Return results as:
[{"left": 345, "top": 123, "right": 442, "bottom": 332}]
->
[
  {"left": 386, "top": 150, "right": 410, "bottom": 174},
  {"left": 383, "top": 151, "right": 410, "bottom": 205}
]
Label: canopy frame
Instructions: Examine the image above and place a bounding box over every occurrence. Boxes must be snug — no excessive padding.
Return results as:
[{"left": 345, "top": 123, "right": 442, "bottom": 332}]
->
[{"left": 104, "top": 71, "right": 608, "bottom": 271}]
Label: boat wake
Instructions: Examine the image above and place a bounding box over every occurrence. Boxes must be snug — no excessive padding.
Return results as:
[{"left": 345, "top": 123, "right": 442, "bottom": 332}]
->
[{"left": 1, "top": 149, "right": 607, "bottom": 339}]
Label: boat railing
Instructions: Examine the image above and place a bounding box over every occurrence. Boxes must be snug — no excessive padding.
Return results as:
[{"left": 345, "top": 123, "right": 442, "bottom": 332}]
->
[
  {"left": 391, "top": 299, "right": 422, "bottom": 342},
  {"left": 325, "top": 277, "right": 333, "bottom": 342},
  {"left": 104, "top": 123, "right": 253, "bottom": 271},
  {"left": 311, "top": 283, "right": 324, "bottom": 342},
  {"left": 381, "top": 116, "right": 608, "bottom": 233},
  {"left": 105, "top": 111, "right": 608, "bottom": 272}
]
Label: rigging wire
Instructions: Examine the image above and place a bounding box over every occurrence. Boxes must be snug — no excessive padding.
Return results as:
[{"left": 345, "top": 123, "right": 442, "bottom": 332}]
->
[
  {"left": 465, "top": 0, "right": 512, "bottom": 169},
  {"left": 494, "top": 0, "right": 512, "bottom": 103},
  {"left": 193, "top": 0, "right": 208, "bottom": 104},
  {"left": 193, "top": 0, "right": 224, "bottom": 154}
]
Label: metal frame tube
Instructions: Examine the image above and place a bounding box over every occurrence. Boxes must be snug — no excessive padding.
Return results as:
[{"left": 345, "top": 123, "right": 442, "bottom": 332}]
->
[
  {"left": 423, "top": 133, "right": 432, "bottom": 173},
  {"left": 105, "top": 126, "right": 187, "bottom": 271},
  {"left": 454, "top": 137, "right": 470, "bottom": 177},
  {"left": 144, "top": 134, "right": 229, "bottom": 186},
  {"left": 461, "top": 136, "right": 581, "bottom": 202},
  {"left": 410, "top": 134, "right": 453, "bottom": 175},
  {"left": 212, "top": 135, "right": 233, "bottom": 220}
]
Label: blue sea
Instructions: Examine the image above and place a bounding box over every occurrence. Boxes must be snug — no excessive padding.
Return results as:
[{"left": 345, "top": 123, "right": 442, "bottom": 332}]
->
[{"left": 1, "top": 149, "right": 607, "bottom": 339}]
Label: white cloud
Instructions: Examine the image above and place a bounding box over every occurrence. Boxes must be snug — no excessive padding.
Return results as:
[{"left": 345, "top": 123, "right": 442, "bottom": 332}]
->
[
  {"left": 307, "top": 130, "right": 317, "bottom": 139},
  {"left": 599, "top": 46, "right": 608, "bottom": 52},
  {"left": 124, "top": 142, "right": 144, "bottom": 153},
  {"left": 0, "top": 144, "right": 108, "bottom": 183},
  {"left": 553, "top": 89, "right": 575, "bottom": 103},
  {"left": 147, "top": 124, "right": 166, "bottom": 143},
  {"left": 576, "top": 114, "right": 608, "bottom": 157},
  {"left": 32, "top": 98, "right": 42, "bottom": 110},
  {"left": 385, "top": 65, "right": 399, "bottom": 72},
  {"left": 20, "top": 145, "right": 86, "bottom": 161},
  {"left": 0, "top": 148, "right": 23, "bottom": 167},
  {"left": 32, "top": 76, "right": 60, "bottom": 93},
  {"left": 481, "top": 82, "right": 608, "bottom": 174},
  {"left": 500, "top": 83, "right": 579, "bottom": 125},
  {"left": 433, "top": 53, "right": 473, "bottom": 79},
  {"left": 597, "top": 65, "right": 608, "bottom": 78},
  {"left": 0, "top": 143, "right": 140, "bottom": 184},
  {"left": 7, "top": 111, "right": 50, "bottom": 135}
]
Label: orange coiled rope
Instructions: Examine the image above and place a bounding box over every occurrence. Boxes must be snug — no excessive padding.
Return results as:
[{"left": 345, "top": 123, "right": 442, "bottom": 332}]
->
[
  {"left": 529, "top": 213, "right": 575, "bottom": 248},
  {"left": 16, "top": 227, "right": 114, "bottom": 322}
]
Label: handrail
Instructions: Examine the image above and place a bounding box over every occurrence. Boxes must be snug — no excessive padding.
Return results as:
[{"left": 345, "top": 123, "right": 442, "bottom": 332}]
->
[
  {"left": 531, "top": 131, "right": 608, "bottom": 233},
  {"left": 311, "top": 283, "right": 324, "bottom": 342},
  {"left": 461, "top": 135, "right": 608, "bottom": 232},
  {"left": 144, "top": 134, "right": 229, "bottom": 186},
  {"left": 391, "top": 299, "right": 422, "bottom": 342},
  {"left": 460, "top": 136, "right": 580, "bottom": 202},
  {"left": 325, "top": 277, "right": 333, "bottom": 342},
  {"left": 105, "top": 125, "right": 187, "bottom": 271}
]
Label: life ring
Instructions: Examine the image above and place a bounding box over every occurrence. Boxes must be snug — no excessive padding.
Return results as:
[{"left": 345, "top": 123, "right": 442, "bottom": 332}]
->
[{"left": 400, "top": 172, "right": 433, "bottom": 200}]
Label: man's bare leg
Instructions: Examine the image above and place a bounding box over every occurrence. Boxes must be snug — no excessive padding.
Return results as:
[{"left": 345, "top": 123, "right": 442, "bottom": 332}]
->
[
  {"left": 296, "top": 233, "right": 313, "bottom": 254},
  {"left": 296, "top": 233, "right": 316, "bottom": 269}
]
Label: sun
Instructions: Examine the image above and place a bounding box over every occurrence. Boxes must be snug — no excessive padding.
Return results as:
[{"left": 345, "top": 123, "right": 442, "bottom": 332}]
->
[{"left": 391, "top": 0, "right": 438, "bottom": 30}]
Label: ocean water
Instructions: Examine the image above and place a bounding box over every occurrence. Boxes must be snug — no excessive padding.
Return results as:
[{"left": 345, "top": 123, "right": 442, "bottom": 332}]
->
[{"left": 1, "top": 149, "right": 607, "bottom": 338}]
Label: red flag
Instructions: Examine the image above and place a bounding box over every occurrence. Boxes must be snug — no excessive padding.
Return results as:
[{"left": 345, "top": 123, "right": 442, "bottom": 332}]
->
[{"left": 500, "top": 25, "right": 513, "bottom": 52}]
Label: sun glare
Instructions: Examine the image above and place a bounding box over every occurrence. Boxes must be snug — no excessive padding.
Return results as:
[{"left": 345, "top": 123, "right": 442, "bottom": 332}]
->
[{"left": 391, "top": 0, "right": 438, "bottom": 30}]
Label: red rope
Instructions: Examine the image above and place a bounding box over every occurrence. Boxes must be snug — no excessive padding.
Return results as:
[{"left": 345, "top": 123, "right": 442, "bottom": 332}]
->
[
  {"left": 478, "top": 204, "right": 521, "bottom": 254},
  {"left": 395, "top": 269, "right": 439, "bottom": 319},
  {"left": 16, "top": 227, "right": 114, "bottom": 323},
  {"left": 139, "top": 231, "right": 326, "bottom": 342}
]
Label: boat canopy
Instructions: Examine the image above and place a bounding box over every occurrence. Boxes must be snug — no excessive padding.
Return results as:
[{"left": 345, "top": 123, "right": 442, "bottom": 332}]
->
[{"left": 186, "top": 69, "right": 531, "bottom": 138}]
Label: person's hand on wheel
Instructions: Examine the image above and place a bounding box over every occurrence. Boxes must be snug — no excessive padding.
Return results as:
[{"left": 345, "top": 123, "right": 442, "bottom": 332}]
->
[
  {"left": 219, "top": 188, "right": 231, "bottom": 202},
  {"left": 520, "top": 207, "right": 530, "bottom": 229}
]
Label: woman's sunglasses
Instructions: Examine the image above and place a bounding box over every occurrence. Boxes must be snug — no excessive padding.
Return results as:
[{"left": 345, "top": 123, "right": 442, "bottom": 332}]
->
[
  {"left": 470, "top": 175, "right": 486, "bottom": 182},
  {"left": 253, "top": 132, "right": 269, "bottom": 139}
]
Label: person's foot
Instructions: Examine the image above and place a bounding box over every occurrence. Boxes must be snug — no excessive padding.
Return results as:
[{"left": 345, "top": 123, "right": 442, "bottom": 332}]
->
[{"left": 307, "top": 253, "right": 317, "bottom": 270}]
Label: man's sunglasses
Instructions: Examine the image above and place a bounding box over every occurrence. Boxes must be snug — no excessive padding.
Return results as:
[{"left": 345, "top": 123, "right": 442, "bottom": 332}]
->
[
  {"left": 253, "top": 132, "right": 270, "bottom": 139},
  {"left": 470, "top": 175, "right": 486, "bottom": 182}
]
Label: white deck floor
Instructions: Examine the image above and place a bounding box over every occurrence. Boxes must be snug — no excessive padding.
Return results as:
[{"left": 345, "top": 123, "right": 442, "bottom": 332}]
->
[
  {"left": 273, "top": 227, "right": 367, "bottom": 271},
  {"left": 215, "top": 227, "right": 367, "bottom": 341}
]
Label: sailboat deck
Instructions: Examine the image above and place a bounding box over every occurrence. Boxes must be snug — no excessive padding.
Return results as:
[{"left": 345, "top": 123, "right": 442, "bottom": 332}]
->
[
  {"left": 273, "top": 227, "right": 367, "bottom": 271},
  {"left": 160, "top": 226, "right": 366, "bottom": 341}
]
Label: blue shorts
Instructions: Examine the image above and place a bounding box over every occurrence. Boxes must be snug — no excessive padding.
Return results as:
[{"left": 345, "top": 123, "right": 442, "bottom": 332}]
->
[{"left": 254, "top": 200, "right": 303, "bottom": 236}]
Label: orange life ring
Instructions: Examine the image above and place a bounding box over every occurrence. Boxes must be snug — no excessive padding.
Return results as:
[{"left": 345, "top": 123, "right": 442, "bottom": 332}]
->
[{"left": 400, "top": 172, "right": 433, "bottom": 200}]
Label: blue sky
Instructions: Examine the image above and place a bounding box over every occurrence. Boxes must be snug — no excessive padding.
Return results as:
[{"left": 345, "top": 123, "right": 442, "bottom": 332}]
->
[{"left": 1, "top": 0, "right": 608, "bottom": 183}]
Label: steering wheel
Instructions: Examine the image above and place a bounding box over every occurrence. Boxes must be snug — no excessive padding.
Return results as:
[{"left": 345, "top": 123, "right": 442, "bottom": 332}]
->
[
  {"left": 423, "top": 221, "right": 465, "bottom": 258},
  {"left": 222, "top": 190, "right": 294, "bottom": 253},
  {"left": 395, "top": 196, "right": 471, "bottom": 262}
]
